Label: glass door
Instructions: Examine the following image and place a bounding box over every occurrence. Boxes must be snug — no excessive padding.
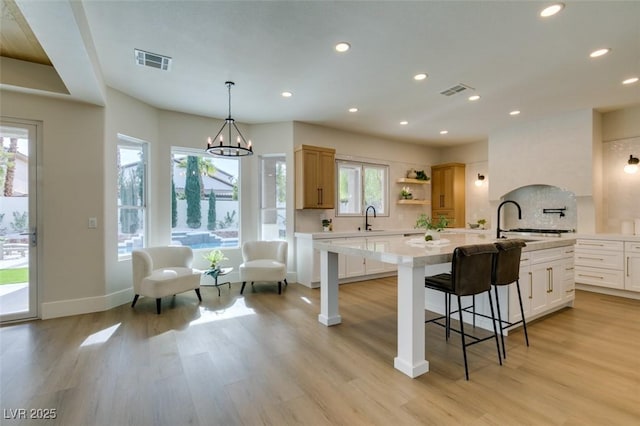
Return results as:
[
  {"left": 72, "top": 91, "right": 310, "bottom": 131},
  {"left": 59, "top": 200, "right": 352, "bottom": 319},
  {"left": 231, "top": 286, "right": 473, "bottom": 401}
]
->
[{"left": 0, "top": 119, "right": 39, "bottom": 322}]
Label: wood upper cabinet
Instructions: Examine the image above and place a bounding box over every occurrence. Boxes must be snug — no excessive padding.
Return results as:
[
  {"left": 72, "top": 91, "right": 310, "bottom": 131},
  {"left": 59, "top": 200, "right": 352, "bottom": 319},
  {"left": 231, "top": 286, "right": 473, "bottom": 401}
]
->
[
  {"left": 431, "top": 163, "right": 465, "bottom": 228},
  {"left": 295, "top": 145, "right": 336, "bottom": 209}
]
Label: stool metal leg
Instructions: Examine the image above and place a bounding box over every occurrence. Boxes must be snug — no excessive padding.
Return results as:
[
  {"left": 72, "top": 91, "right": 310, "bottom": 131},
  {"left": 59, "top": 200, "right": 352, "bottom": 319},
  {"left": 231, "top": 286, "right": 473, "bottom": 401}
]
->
[
  {"left": 494, "top": 285, "right": 507, "bottom": 359},
  {"left": 487, "top": 291, "right": 503, "bottom": 367},
  {"left": 457, "top": 295, "right": 470, "bottom": 380},
  {"left": 515, "top": 279, "right": 530, "bottom": 346}
]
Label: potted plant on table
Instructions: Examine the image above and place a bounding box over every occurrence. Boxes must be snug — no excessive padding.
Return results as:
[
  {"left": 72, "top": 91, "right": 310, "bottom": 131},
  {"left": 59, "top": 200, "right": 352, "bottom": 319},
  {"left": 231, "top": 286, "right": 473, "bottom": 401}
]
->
[
  {"left": 415, "top": 213, "right": 449, "bottom": 241},
  {"left": 203, "top": 249, "right": 228, "bottom": 277}
]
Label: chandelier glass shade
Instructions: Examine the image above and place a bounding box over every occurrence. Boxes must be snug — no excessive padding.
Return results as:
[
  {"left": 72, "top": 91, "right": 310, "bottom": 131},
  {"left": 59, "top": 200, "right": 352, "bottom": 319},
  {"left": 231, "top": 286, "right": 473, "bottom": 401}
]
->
[{"left": 206, "top": 81, "right": 253, "bottom": 157}]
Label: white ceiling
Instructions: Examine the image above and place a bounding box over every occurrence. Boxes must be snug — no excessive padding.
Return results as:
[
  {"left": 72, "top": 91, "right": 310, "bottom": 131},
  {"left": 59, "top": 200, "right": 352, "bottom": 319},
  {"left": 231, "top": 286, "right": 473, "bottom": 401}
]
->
[{"left": 11, "top": 0, "right": 640, "bottom": 146}]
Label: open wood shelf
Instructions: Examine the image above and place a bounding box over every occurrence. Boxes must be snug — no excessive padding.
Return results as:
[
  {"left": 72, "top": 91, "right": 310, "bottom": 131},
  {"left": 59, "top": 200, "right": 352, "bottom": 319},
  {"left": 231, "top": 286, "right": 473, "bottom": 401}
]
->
[
  {"left": 396, "top": 178, "right": 430, "bottom": 185},
  {"left": 397, "top": 199, "right": 431, "bottom": 205}
]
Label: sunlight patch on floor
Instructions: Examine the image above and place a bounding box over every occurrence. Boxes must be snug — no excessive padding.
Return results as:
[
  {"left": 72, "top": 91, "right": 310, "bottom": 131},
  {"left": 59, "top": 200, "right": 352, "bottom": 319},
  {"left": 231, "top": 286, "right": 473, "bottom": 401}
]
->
[
  {"left": 190, "top": 298, "right": 256, "bottom": 325},
  {"left": 80, "top": 323, "right": 121, "bottom": 347}
]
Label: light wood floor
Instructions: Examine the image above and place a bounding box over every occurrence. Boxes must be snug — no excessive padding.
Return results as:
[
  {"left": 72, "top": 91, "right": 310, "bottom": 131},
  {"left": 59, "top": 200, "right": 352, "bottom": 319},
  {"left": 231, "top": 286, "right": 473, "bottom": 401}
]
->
[{"left": 1, "top": 279, "right": 639, "bottom": 425}]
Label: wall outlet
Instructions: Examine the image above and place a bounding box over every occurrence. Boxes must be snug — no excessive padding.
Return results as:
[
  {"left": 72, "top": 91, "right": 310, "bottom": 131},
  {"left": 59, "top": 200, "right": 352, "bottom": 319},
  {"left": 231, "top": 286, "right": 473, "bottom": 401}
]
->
[{"left": 88, "top": 217, "right": 98, "bottom": 229}]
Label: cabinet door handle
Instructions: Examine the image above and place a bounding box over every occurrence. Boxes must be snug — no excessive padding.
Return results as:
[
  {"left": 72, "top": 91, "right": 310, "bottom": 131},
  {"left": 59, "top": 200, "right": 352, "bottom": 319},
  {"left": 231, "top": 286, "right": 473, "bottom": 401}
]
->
[
  {"left": 565, "top": 267, "right": 574, "bottom": 271},
  {"left": 579, "top": 242, "right": 604, "bottom": 247},
  {"left": 577, "top": 256, "right": 604, "bottom": 261},
  {"left": 546, "top": 267, "right": 551, "bottom": 293},
  {"left": 528, "top": 271, "right": 533, "bottom": 299},
  {"left": 627, "top": 256, "right": 630, "bottom": 277},
  {"left": 577, "top": 273, "right": 604, "bottom": 280}
]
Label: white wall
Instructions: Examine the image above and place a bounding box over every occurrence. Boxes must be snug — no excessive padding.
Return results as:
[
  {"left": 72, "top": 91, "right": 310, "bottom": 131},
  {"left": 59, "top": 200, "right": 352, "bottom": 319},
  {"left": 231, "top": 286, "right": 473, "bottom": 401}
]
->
[{"left": 1, "top": 90, "right": 105, "bottom": 310}]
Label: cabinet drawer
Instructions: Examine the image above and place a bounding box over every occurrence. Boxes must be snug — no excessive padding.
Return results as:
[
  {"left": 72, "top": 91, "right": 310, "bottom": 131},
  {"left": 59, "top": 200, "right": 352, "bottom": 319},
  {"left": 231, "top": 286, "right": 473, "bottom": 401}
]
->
[
  {"left": 574, "top": 249, "right": 623, "bottom": 270},
  {"left": 575, "top": 239, "right": 623, "bottom": 251},
  {"left": 575, "top": 266, "right": 624, "bottom": 289},
  {"left": 625, "top": 241, "right": 640, "bottom": 254},
  {"left": 530, "top": 248, "right": 565, "bottom": 264}
]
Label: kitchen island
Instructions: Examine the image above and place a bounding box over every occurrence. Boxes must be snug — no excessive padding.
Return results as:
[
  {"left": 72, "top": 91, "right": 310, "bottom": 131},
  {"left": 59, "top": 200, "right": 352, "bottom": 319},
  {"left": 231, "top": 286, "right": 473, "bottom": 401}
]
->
[{"left": 314, "top": 233, "right": 576, "bottom": 378}]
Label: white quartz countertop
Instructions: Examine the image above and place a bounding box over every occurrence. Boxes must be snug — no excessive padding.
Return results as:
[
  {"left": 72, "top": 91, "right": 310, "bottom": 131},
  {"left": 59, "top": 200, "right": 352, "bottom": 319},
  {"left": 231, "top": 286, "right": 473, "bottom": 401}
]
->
[
  {"left": 313, "top": 233, "right": 575, "bottom": 268},
  {"left": 572, "top": 233, "right": 640, "bottom": 242},
  {"left": 295, "top": 228, "right": 424, "bottom": 239}
]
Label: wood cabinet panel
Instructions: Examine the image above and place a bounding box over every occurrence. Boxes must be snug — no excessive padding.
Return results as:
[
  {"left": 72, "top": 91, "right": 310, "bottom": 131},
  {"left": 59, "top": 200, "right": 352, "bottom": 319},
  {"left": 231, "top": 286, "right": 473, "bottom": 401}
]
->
[
  {"left": 295, "top": 145, "right": 336, "bottom": 209},
  {"left": 430, "top": 163, "right": 465, "bottom": 228}
]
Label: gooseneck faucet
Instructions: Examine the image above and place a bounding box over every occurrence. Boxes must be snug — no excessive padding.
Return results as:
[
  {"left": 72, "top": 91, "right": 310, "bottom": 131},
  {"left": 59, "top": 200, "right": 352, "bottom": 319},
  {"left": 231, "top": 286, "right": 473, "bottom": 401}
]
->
[
  {"left": 365, "top": 205, "right": 377, "bottom": 231},
  {"left": 496, "top": 200, "right": 522, "bottom": 239}
]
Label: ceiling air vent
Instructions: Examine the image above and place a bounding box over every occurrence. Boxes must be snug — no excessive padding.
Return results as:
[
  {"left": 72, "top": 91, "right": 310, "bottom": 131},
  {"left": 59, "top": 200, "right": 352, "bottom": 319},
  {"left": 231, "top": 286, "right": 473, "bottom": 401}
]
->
[
  {"left": 440, "top": 83, "right": 474, "bottom": 96},
  {"left": 134, "top": 49, "right": 172, "bottom": 71}
]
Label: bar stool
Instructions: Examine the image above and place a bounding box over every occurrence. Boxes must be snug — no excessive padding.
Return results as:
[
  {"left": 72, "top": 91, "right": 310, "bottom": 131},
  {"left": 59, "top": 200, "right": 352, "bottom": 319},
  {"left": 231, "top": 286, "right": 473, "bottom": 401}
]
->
[
  {"left": 492, "top": 239, "right": 529, "bottom": 358},
  {"left": 424, "top": 243, "right": 501, "bottom": 380}
]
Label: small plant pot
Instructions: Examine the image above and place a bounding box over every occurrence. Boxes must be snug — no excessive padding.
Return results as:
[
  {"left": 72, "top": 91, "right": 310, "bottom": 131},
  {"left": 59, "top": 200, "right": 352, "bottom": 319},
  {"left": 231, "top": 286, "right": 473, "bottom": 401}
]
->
[{"left": 425, "top": 230, "right": 441, "bottom": 241}]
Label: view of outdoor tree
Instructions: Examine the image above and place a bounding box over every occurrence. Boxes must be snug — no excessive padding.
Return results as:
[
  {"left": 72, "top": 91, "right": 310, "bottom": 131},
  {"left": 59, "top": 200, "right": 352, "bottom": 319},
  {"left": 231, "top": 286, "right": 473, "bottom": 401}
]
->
[
  {"left": 364, "top": 167, "right": 384, "bottom": 210},
  {"left": 185, "top": 156, "right": 202, "bottom": 228}
]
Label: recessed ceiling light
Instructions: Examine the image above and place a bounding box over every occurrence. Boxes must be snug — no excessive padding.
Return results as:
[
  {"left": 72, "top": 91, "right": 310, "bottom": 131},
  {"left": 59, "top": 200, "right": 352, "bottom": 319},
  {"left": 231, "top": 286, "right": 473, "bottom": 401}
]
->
[
  {"left": 440, "top": 130, "right": 449, "bottom": 135},
  {"left": 540, "top": 3, "right": 564, "bottom": 17},
  {"left": 348, "top": 107, "right": 358, "bottom": 113},
  {"left": 335, "top": 42, "right": 351, "bottom": 53},
  {"left": 281, "top": 91, "right": 292, "bottom": 98},
  {"left": 622, "top": 77, "right": 639, "bottom": 85},
  {"left": 414, "top": 73, "right": 428, "bottom": 81},
  {"left": 400, "top": 121, "right": 408, "bottom": 126},
  {"left": 509, "top": 110, "right": 521, "bottom": 116},
  {"left": 589, "top": 48, "right": 611, "bottom": 58},
  {"left": 468, "top": 95, "right": 481, "bottom": 101}
]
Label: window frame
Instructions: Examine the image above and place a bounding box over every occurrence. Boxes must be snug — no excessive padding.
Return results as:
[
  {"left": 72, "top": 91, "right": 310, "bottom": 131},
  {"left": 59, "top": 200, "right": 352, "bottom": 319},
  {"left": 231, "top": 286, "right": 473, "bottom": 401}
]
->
[
  {"left": 259, "top": 154, "right": 287, "bottom": 241},
  {"left": 117, "top": 135, "right": 148, "bottom": 260},
  {"left": 336, "top": 159, "right": 389, "bottom": 217}
]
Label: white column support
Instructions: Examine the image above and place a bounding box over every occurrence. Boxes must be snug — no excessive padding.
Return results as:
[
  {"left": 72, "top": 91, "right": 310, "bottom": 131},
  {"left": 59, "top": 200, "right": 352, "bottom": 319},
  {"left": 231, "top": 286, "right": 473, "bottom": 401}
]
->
[
  {"left": 318, "top": 250, "right": 341, "bottom": 326},
  {"left": 394, "top": 264, "right": 429, "bottom": 378}
]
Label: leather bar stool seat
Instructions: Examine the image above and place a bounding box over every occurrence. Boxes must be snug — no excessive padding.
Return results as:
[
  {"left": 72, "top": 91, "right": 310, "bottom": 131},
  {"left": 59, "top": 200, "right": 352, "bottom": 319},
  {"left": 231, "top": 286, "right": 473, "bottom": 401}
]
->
[{"left": 424, "top": 243, "right": 502, "bottom": 380}]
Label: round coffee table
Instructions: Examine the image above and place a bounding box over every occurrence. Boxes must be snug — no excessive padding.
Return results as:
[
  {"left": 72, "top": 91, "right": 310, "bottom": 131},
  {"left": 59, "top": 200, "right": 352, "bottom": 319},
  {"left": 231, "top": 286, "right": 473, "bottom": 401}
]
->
[{"left": 204, "top": 267, "right": 234, "bottom": 296}]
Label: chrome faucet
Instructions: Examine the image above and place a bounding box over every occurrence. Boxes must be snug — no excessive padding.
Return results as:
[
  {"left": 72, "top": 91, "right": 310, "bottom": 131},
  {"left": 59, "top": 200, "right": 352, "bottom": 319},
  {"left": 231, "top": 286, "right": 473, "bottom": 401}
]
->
[
  {"left": 496, "top": 200, "right": 522, "bottom": 239},
  {"left": 365, "top": 205, "right": 377, "bottom": 231}
]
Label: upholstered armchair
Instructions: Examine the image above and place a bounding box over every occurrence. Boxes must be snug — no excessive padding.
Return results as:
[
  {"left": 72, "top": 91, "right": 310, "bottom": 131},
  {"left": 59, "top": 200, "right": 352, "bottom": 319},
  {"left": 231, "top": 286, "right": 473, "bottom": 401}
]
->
[
  {"left": 239, "top": 241, "right": 288, "bottom": 294},
  {"left": 131, "top": 246, "right": 202, "bottom": 314}
]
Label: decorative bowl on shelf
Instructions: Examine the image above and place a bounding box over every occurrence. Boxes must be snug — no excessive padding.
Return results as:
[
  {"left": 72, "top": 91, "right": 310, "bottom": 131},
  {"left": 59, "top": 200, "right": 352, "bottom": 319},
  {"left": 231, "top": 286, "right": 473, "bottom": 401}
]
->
[{"left": 469, "top": 223, "right": 480, "bottom": 229}]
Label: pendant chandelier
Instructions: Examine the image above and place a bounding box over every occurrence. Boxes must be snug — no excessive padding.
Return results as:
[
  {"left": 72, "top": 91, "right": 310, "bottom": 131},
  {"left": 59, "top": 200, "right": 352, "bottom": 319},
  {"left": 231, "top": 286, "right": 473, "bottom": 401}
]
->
[{"left": 205, "top": 81, "right": 253, "bottom": 157}]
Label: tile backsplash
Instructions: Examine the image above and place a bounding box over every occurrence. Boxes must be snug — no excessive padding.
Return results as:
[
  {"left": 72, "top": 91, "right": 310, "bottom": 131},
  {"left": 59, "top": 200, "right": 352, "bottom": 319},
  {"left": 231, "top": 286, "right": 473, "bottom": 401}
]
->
[{"left": 501, "top": 184, "right": 577, "bottom": 231}]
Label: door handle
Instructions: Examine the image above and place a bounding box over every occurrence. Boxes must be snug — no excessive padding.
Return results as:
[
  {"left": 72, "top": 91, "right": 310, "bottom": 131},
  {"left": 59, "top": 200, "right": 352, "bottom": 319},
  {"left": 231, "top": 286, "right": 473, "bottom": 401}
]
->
[{"left": 20, "top": 228, "right": 37, "bottom": 246}]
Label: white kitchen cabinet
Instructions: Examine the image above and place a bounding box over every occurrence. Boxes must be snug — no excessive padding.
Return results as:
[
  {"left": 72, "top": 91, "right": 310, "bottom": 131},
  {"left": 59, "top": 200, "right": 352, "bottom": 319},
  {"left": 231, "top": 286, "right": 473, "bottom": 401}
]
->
[
  {"left": 509, "top": 246, "right": 574, "bottom": 323},
  {"left": 574, "top": 239, "right": 624, "bottom": 289},
  {"left": 625, "top": 241, "right": 640, "bottom": 292}
]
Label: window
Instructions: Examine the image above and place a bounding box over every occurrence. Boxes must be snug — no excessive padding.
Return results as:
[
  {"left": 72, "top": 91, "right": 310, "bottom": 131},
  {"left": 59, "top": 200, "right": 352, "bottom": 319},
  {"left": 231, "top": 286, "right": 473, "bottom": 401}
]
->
[
  {"left": 337, "top": 160, "right": 388, "bottom": 216},
  {"left": 117, "top": 137, "right": 147, "bottom": 258},
  {"left": 171, "top": 148, "right": 239, "bottom": 249},
  {"left": 260, "top": 155, "right": 286, "bottom": 240}
]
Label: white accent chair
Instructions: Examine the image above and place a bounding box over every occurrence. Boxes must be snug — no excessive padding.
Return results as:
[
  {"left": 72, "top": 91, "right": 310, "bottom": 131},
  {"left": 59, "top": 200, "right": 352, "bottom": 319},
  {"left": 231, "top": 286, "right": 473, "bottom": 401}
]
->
[
  {"left": 131, "top": 246, "right": 202, "bottom": 314},
  {"left": 239, "top": 241, "right": 288, "bottom": 294}
]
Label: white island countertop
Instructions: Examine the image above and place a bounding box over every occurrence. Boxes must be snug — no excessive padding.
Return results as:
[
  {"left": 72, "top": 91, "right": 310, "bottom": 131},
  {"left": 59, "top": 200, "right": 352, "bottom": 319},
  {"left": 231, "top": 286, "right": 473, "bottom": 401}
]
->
[
  {"left": 313, "top": 232, "right": 575, "bottom": 379},
  {"left": 314, "top": 233, "right": 575, "bottom": 268}
]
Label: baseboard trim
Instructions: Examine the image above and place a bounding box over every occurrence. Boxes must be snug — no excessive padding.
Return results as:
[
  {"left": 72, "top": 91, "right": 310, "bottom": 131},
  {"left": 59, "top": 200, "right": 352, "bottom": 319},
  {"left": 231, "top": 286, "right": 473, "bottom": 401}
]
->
[
  {"left": 576, "top": 283, "right": 640, "bottom": 300},
  {"left": 41, "top": 287, "right": 134, "bottom": 319}
]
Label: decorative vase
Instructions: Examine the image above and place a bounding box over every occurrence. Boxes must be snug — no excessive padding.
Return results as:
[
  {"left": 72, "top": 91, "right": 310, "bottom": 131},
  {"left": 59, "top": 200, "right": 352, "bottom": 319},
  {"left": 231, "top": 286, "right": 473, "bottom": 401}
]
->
[
  {"left": 425, "top": 230, "right": 441, "bottom": 240},
  {"left": 407, "top": 169, "right": 417, "bottom": 179}
]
